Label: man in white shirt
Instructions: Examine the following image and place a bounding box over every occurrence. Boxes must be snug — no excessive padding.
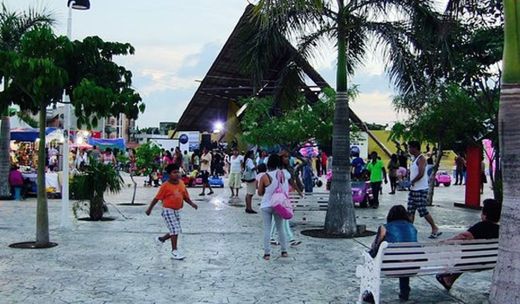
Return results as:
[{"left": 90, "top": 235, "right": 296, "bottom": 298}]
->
[
  {"left": 227, "top": 147, "right": 243, "bottom": 198},
  {"left": 407, "top": 141, "right": 441, "bottom": 239},
  {"left": 199, "top": 147, "right": 214, "bottom": 196}
]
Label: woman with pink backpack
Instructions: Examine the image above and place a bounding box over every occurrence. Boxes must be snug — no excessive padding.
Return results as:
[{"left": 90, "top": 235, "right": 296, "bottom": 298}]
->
[{"left": 257, "top": 154, "right": 291, "bottom": 260}]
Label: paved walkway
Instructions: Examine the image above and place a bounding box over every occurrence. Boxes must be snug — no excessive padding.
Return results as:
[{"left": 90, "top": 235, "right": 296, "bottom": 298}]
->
[{"left": 0, "top": 174, "right": 495, "bottom": 303}]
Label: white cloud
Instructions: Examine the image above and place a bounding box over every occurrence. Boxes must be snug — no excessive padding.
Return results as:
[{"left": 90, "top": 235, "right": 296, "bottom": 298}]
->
[{"left": 350, "top": 91, "right": 408, "bottom": 125}]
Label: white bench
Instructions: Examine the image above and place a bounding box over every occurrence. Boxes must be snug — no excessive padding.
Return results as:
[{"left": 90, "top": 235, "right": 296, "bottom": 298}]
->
[
  {"left": 355, "top": 239, "right": 499, "bottom": 304},
  {"left": 290, "top": 193, "right": 329, "bottom": 222}
]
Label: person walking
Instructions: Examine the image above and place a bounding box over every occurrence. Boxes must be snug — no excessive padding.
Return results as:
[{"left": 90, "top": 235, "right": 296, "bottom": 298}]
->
[
  {"left": 454, "top": 153, "right": 466, "bottom": 185},
  {"left": 145, "top": 164, "right": 198, "bottom": 260},
  {"left": 182, "top": 150, "right": 190, "bottom": 173},
  {"left": 269, "top": 150, "right": 302, "bottom": 247},
  {"left": 365, "top": 205, "right": 418, "bottom": 302},
  {"left": 199, "top": 147, "right": 214, "bottom": 196},
  {"left": 366, "top": 151, "right": 387, "bottom": 208},
  {"left": 407, "top": 141, "right": 441, "bottom": 238},
  {"left": 387, "top": 154, "right": 400, "bottom": 194},
  {"left": 257, "top": 154, "right": 289, "bottom": 260},
  {"left": 243, "top": 150, "right": 257, "bottom": 214},
  {"left": 227, "top": 147, "right": 243, "bottom": 199}
]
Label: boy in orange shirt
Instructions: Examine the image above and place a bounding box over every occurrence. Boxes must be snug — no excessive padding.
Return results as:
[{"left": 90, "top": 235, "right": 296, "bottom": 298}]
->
[{"left": 146, "top": 164, "right": 198, "bottom": 259}]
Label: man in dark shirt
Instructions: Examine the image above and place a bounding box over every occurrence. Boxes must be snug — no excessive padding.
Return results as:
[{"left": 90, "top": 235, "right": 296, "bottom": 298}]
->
[{"left": 436, "top": 199, "right": 501, "bottom": 290}]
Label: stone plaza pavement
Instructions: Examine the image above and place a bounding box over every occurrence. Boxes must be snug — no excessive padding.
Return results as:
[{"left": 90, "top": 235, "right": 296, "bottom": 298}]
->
[{"left": 0, "top": 174, "right": 496, "bottom": 304}]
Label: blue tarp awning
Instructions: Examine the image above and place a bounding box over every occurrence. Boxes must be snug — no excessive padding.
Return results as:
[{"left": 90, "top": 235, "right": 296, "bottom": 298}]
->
[
  {"left": 88, "top": 138, "right": 126, "bottom": 151},
  {"left": 10, "top": 128, "right": 57, "bottom": 142}
]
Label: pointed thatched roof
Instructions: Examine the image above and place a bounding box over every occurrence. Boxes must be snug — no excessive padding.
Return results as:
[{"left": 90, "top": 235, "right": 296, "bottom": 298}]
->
[{"left": 175, "top": 5, "right": 390, "bottom": 156}]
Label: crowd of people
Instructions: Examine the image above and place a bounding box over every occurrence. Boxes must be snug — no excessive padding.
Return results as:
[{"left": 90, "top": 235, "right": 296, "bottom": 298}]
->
[{"left": 145, "top": 140, "right": 501, "bottom": 303}]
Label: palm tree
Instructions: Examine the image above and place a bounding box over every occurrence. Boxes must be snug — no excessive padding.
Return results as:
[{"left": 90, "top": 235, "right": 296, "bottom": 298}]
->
[
  {"left": 251, "top": 0, "right": 434, "bottom": 235},
  {"left": 489, "top": 1, "right": 520, "bottom": 302},
  {"left": 0, "top": 3, "right": 54, "bottom": 199}
]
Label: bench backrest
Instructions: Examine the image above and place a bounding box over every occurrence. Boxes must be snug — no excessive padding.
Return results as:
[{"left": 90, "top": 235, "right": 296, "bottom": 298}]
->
[
  {"left": 378, "top": 239, "right": 499, "bottom": 277},
  {"left": 290, "top": 193, "right": 329, "bottom": 209}
]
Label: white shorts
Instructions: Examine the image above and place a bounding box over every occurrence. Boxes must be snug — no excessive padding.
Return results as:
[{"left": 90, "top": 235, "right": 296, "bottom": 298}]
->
[
  {"left": 246, "top": 181, "right": 256, "bottom": 195},
  {"left": 228, "top": 172, "right": 242, "bottom": 189}
]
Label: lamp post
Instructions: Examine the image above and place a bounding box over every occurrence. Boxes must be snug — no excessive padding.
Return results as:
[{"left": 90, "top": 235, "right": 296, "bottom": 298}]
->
[{"left": 61, "top": 0, "right": 90, "bottom": 229}]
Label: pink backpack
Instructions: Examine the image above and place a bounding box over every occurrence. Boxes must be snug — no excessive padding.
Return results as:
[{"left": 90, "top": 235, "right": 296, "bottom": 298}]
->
[{"left": 270, "top": 170, "right": 294, "bottom": 220}]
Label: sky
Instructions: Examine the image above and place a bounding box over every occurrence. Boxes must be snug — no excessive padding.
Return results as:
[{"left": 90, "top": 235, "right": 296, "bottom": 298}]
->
[{"left": 9, "top": 0, "right": 410, "bottom": 128}]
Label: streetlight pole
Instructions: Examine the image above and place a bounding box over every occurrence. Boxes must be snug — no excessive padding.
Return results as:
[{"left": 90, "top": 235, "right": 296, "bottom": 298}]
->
[{"left": 60, "top": 0, "right": 90, "bottom": 229}]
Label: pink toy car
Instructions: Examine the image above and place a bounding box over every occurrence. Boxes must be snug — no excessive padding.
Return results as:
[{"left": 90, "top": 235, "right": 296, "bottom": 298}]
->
[
  {"left": 326, "top": 170, "right": 372, "bottom": 207},
  {"left": 435, "top": 171, "right": 452, "bottom": 187},
  {"left": 351, "top": 181, "right": 373, "bottom": 208}
]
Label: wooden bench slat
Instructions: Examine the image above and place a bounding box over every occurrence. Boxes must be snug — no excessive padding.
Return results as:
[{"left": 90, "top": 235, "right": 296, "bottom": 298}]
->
[
  {"left": 386, "top": 239, "right": 499, "bottom": 247},
  {"left": 384, "top": 244, "right": 498, "bottom": 254},
  {"left": 381, "top": 256, "right": 498, "bottom": 269},
  {"left": 382, "top": 263, "right": 496, "bottom": 277},
  {"left": 382, "top": 250, "right": 498, "bottom": 261}
]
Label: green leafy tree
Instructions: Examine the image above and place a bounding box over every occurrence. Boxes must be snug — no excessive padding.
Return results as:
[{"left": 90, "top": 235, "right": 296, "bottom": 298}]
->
[
  {"left": 391, "top": 1, "right": 503, "bottom": 201},
  {"left": 136, "top": 142, "right": 161, "bottom": 176},
  {"left": 390, "top": 86, "right": 487, "bottom": 205},
  {"left": 0, "top": 26, "right": 144, "bottom": 247},
  {"left": 240, "top": 88, "right": 359, "bottom": 148},
  {"left": 248, "top": 0, "right": 435, "bottom": 235},
  {"left": 0, "top": 3, "right": 54, "bottom": 199}
]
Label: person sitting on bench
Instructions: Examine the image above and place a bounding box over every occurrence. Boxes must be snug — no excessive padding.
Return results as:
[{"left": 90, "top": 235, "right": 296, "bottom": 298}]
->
[
  {"left": 364, "top": 205, "right": 418, "bottom": 302},
  {"left": 435, "top": 198, "right": 501, "bottom": 290}
]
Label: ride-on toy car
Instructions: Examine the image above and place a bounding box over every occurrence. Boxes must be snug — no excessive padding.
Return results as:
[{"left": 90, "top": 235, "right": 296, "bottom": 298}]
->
[
  {"left": 435, "top": 171, "right": 452, "bottom": 187},
  {"left": 326, "top": 170, "right": 372, "bottom": 207}
]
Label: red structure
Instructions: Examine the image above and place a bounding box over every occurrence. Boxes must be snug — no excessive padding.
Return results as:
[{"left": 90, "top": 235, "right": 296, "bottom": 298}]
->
[{"left": 463, "top": 146, "right": 482, "bottom": 209}]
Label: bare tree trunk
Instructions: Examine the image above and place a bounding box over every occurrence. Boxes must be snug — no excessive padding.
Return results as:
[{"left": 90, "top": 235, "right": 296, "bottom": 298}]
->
[
  {"left": 130, "top": 172, "right": 137, "bottom": 205},
  {"left": 36, "top": 103, "right": 49, "bottom": 246},
  {"left": 490, "top": 83, "right": 520, "bottom": 303},
  {"left": 325, "top": 91, "right": 356, "bottom": 235},
  {"left": 0, "top": 114, "right": 11, "bottom": 198},
  {"left": 426, "top": 144, "right": 443, "bottom": 206}
]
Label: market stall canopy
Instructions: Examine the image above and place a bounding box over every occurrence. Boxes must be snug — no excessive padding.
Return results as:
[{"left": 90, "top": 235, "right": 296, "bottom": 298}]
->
[
  {"left": 10, "top": 128, "right": 57, "bottom": 142},
  {"left": 88, "top": 138, "right": 125, "bottom": 151}
]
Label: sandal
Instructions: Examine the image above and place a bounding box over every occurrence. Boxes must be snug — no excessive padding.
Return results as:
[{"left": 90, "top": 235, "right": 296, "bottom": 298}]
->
[
  {"left": 263, "top": 254, "right": 270, "bottom": 260},
  {"left": 281, "top": 251, "right": 288, "bottom": 258},
  {"left": 436, "top": 274, "right": 452, "bottom": 291}
]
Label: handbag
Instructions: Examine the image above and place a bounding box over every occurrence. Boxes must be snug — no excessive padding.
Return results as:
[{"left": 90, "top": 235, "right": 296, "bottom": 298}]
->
[
  {"left": 270, "top": 170, "right": 294, "bottom": 220},
  {"left": 241, "top": 165, "right": 256, "bottom": 182}
]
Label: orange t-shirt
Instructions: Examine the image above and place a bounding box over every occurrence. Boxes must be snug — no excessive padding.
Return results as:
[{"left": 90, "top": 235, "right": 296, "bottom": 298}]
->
[{"left": 155, "top": 181, "right": 189, "bottom": 210}]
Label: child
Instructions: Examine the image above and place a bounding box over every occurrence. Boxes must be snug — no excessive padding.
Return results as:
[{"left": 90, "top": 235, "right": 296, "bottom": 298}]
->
[{"left": 145, "top": 164, "right": 198, "bottom": 260}]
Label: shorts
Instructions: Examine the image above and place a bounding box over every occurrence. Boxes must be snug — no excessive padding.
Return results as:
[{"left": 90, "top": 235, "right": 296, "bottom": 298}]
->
[
  {"left": 200, "top": 170, "right": 209, "bottom": 183},
  {"left": 161, "top": 208, "right": 182, "bottom": 235},
  {"left": 407, "top": 190, "right": 429, "bottom": 217},
  {"left": 246, "top": 181, "right": 256, "bottom": 195},
  {"left": 228, "top": 172, "right": 242, "bottom": 189}
]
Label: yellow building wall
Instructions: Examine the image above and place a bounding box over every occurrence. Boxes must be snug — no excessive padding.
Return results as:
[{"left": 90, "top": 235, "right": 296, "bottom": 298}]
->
[{"left": 367, "top": 130, "right": 456, "bottom": 171}]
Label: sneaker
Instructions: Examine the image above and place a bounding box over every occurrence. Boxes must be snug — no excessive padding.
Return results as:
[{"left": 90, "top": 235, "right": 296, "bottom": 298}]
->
[
  {"left": 270, "top": 239, "right": 279, "bottom": 245},
  {"left": 154, "top": 237, "right": 164, "bottom": 252},
  {"left": 290, "top": 240, "right": 302, "bottom": 247},
  {"left": 428, "top": 231, "right": 443, "bottom": 239},
  {"left": 170, "top": 250, "right": 185, "bottom": 260},
  {"left": 208, "top": 191, "right": 214, "bottom": 195},
  {"left": 199, "top": 193, "right": 205, "bottom": 196},
  {"left": 245, "top": 209, "right": 257, "bottom": 214}
]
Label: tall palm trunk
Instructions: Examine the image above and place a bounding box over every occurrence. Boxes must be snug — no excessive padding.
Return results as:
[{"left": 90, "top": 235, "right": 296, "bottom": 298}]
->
[
  {"left": 426, "top": 144, "right": 443, "bottom": 206},
  {"left": 35, "top": 102, "right": 49, "bottom": 246},
  {"left": 324, "top": 0, "right": 357, "bottom": 236},
  {"left": 489, "top": 1, "right": 520, "bottom": 302},
  {"left": 0, "top": 113, "right": 11, "bottom": 198}
]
